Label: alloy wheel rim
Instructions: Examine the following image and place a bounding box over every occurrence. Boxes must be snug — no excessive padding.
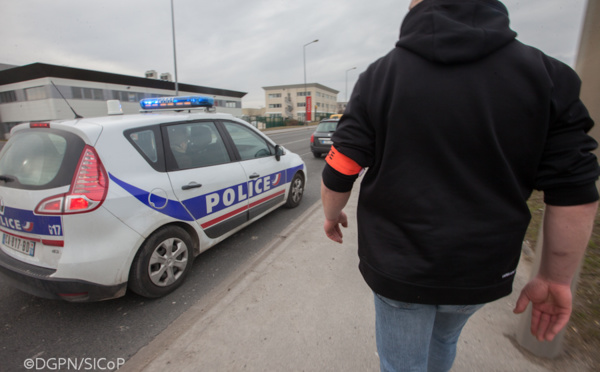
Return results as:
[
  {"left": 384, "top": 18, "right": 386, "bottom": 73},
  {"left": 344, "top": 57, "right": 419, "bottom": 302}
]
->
[{"left": 148, "top": 238, "right": 189, "bottom": 287}]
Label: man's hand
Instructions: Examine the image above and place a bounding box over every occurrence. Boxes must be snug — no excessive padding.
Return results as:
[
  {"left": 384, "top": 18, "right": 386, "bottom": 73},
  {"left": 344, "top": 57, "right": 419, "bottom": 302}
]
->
[
  {"left": 321, "top": 180, "right": 352, "bottom": 244},
  {"left": 513, "top": 202, "right": 597, "bottom": 341},
  {"left": 513, "top": 276, "right": 573, "bottom": 341},
  {"left": 324, "top": 211, "right": 348, "bottom": 244}
]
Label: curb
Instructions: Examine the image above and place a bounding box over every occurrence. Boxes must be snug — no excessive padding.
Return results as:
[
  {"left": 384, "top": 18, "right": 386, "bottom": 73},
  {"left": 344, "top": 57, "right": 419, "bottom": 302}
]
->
[{"left": 120, "top": 198, "right": 324, "bottom": 371}]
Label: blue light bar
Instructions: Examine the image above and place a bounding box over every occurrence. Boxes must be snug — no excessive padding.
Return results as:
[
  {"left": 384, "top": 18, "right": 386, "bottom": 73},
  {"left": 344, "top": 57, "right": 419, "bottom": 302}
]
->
[{"left": 140, "top": 95, "right": 214, "bottom": 110}]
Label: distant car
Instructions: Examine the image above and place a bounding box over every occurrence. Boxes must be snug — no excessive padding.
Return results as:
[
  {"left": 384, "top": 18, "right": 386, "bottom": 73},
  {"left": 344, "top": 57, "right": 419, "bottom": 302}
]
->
[
  {"left": 0, "top": 95, "right": 306, "bottom": 302},
  {"left": 310, "top": 119, "right": 338, "bottom": 158}
]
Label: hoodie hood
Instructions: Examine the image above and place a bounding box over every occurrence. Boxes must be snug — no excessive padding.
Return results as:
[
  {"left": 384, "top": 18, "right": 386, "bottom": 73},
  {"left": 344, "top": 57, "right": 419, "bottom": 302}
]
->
[{"left": 396, "top": 0, "right": 517, "bottom": 63}]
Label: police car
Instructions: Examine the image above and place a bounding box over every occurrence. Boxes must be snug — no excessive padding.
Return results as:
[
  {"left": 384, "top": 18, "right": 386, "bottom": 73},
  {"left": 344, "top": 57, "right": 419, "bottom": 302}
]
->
[{"left": 0, "top": 96, "right": 306, "bottom": 302}]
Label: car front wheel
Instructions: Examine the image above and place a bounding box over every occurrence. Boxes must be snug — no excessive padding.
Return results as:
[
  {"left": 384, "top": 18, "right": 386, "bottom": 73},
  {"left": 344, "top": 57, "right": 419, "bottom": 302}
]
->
[
  {"left": 129, "top": 226, "right": 193, "bottom": 298},
  {"left": 284, "top": 173, "right": 304, "bottom": 208}
]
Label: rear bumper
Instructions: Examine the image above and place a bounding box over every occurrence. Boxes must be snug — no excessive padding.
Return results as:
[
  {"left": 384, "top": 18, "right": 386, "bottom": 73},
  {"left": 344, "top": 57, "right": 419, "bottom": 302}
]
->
[
  {"left": 0, "top": 248, "right": 126, "bottom": 302},
  {"left": 310, "top": 142, "right": 332, "bottom": 154}
]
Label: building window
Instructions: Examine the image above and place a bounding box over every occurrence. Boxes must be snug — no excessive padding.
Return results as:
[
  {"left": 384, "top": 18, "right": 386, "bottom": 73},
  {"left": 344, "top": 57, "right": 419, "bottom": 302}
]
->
[
  {"left": 214, "top": 100, "right": 240, "bottom": 108},
  {"left": 111, "top": 90, "right": 138, "bottom": 102},
  {"left": 297, "top": 102, "right": 305, "bottom": 108},
  {"left": 269, "top": 104, "right": 282, "bottom": 108},
  {"left": 92, "top": 89, "right": 104, "bottom": 101},
  {"left": 72, "top": 87, "right": 98, "bottom": 100},
  {"left": 72, "top": 87, "right": 82, "bottom": 99},
  {"left": 25, "top": 86, "right": 47, "bottom": 101},
  {"left": 83, "top": 88, "right": 93, "bottom": 100},
  {"left": 268, "top": 93, "right": 282, "bottom": 99},
  {"left": 0, "top": 90, "right": 17, "bottom": 104},
  {"left": 297, "top": 91, "right": 311, "bottom": 97}
]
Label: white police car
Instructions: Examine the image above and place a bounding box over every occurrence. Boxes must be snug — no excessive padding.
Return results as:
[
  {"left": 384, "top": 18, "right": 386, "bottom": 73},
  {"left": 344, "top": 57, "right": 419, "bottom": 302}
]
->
[{"left": 0, "top": 96, "right": 306, "bottom": 302}]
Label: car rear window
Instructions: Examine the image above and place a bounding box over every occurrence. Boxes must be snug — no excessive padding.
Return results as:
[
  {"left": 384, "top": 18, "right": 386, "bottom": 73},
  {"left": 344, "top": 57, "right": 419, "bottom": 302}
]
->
[
  {"left": 0, "top": 129, "right": 85, "bottom": 190},
  {"left": 316, "top": 121, "right": 337, "bottom": 132}
]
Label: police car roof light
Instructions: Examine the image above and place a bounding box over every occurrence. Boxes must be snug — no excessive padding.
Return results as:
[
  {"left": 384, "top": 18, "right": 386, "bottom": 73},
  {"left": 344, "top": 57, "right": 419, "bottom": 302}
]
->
[{"left": 139, "top": 95, "right": 214, "bottom": 110}]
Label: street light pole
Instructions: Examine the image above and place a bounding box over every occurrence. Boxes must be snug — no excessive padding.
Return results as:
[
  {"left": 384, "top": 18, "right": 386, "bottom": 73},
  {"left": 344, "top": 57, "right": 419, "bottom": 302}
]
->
[
  {"left": 171, "top": 0, "right": 179, "bottom": 95},
  {"left": 345, "top": 67, "right": 356, "bottom": 103},
  {"left": 303, "top": 39, "right": 319, "bottom": 122}
]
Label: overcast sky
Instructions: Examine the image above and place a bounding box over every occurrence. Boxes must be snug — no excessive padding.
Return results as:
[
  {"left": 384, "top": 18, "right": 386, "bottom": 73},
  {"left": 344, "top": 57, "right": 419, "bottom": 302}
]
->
[{"left": 0, "top": 0, "right": 589, "bottom": 108}]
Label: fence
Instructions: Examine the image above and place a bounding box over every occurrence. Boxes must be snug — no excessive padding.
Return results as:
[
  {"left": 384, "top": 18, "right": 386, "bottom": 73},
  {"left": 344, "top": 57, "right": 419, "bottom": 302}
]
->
[{"left": 241, "top": 113, "right": 336, "bottom": 130}]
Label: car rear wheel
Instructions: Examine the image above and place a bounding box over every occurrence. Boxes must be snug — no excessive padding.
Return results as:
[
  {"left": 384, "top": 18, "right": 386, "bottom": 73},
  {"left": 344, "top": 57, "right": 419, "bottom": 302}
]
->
[
  {"left": 284, "top": 173, "right": 304, "bottom": 208},
  {"left": 312, "top": 151, "right": 321, "bottom": 158},
  {"left": 129, "top": 226, "right": 193, "bottom": 298}
]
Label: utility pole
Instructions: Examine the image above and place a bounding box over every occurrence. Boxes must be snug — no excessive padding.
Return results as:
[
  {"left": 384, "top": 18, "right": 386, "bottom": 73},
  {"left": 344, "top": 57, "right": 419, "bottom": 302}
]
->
[
  {"left": 303, "top": 39, "right": 318, "bottom": 122},
  {"left": 171, "top": 0, "right": 179, "bottom": 95},
  {"left": 345, "top": 67, "right": 356, "bottom": 103}
]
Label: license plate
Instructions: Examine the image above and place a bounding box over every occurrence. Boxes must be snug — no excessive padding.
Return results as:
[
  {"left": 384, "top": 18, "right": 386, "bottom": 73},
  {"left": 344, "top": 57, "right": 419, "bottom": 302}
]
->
[
  {"left": 320, "top": 139, "right": 333, "bottom": 145},
  {"left": 2, "top": 233, "right": 36, "bottom": 256}
]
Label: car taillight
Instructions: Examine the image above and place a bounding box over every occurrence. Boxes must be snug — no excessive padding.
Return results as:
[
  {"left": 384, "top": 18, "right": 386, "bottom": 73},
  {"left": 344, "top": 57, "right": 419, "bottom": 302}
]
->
[
  {"left": 30, "top": 122, "right": 51, "bottom": 128},
  {"left": 35, "top": 145, "right": 108, "bottom": 215},
  {"left": 310, "top": 134, "right": 314, "bottom": 144}
]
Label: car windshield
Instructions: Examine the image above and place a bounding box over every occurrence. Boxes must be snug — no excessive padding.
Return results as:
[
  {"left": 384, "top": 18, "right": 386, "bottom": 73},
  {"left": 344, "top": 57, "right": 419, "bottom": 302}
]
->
[{"left": 316, "top": 121, "right": 337, "bottom": 132}]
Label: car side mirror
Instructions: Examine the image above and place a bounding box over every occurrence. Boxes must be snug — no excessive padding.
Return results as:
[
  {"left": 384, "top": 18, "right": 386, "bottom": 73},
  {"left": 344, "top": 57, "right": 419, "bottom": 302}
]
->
[{"left": 275, "top": 145, "right": 284, "bottom": 161}]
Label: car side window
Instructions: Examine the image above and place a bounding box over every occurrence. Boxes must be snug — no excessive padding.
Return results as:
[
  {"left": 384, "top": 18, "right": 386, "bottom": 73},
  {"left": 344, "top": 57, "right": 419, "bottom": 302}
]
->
[
  {"left": 166, "top": 121, "right": 230, "bottom": 170},
  {"left": 129, "top": 129, "right": 158, "bottom": 162},
  {"left": 222, "top": 121, "right": 274, "bottom": 161}
]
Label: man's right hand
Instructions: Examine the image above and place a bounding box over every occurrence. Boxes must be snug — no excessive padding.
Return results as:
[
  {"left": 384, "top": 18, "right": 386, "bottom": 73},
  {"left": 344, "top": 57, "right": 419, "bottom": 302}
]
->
[
  {"left": 324, "top": 211, "right": 348, "bottom": 244},
  {"left": 513, "top": 276, "right": 573, "bottom": 341}
]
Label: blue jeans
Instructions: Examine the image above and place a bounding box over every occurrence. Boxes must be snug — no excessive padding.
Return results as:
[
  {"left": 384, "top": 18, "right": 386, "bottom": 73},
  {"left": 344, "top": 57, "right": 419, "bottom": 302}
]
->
[{"left": 374, "top": 293, "right": 484, "bottom": 372}]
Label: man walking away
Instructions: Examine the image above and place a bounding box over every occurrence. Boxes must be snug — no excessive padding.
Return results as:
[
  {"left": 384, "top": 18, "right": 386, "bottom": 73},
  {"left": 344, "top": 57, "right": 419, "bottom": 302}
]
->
[{"left": 321, "top": 0, "right": 599, "bottom": 371}]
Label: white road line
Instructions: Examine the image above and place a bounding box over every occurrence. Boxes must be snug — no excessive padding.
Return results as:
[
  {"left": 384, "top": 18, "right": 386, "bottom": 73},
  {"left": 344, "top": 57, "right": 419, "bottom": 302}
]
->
[{"left": 280, "top": 139, "right": 308, "bottom": 146}]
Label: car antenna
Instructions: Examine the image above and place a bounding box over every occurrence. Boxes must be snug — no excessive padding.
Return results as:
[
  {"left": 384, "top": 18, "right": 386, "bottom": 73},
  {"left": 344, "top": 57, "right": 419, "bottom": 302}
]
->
[{"left": 51, "top": 80, "right": 83, "bottom": 119}]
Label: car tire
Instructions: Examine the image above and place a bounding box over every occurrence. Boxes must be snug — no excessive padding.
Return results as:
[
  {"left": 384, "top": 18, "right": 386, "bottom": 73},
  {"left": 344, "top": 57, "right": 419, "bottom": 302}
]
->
[
  {"left": 284, "top": 173, "right": 304, "bottom": 208},
  {"left": 129, "top": 226, "right": 193, "bottom": 298},
  {"left": 312, "top": 151, "right": 321, "bottom": 158}
]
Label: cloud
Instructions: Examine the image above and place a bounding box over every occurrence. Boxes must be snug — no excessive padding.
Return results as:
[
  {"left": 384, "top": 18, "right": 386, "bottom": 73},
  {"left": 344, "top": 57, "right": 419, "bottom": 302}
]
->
[{"left": 0, "top": 0, "right": 588, "bottom": 108}]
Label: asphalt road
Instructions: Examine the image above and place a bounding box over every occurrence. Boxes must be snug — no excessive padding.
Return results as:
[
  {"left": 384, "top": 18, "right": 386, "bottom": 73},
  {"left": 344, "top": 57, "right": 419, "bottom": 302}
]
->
[{"left": 0, "top": 125, "right": 326, "bottom": 372}]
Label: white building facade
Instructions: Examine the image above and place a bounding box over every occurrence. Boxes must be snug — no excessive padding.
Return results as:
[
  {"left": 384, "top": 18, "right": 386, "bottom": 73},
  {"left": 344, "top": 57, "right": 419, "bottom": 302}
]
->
[{"left": 263, "top": 83, "right": 339, "bottom": 121}]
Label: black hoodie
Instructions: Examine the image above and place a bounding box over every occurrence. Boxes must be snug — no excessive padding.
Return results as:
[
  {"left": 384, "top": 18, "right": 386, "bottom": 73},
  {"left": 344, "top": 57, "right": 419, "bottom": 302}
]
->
[{"left": 323, "top": 0, "right": 599, "bottom": 304}]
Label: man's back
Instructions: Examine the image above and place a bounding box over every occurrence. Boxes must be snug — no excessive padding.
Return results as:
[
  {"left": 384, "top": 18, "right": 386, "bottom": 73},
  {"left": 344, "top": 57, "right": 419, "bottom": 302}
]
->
[
  {"left": 321, "top": 2, "right": 599, "bottom": 369},
  {"left": 327, "top": 0, "right": 599, "bottom": 305}
]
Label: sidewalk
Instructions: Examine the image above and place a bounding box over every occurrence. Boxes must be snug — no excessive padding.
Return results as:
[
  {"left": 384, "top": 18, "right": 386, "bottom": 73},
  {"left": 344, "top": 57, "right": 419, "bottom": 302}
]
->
[{"left": 121, "top": 184, "right": 578, "bottom": 372}]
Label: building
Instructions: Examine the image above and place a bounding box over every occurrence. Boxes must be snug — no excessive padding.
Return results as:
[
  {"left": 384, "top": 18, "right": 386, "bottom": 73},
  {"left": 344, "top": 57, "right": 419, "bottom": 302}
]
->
[
  {"left": 0, "top": 63, "right": 246, "bottom": 137},
  {"left": 242, "top": 107, "right": 266, "bottom": 117},
  {"left": 337, "top": 101, "right": 349, "bottom": 114},
  {"left": 263, "top": 83, "right": 339, "bottom": 121}
]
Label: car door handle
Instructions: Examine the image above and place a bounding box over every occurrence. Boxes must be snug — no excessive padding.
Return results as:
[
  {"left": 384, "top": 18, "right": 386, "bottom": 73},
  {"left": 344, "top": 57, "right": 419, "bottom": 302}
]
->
[
  {"left": 182, "top": 182, "right": 202, "bottom": 190},
  {"left": 249, "top": 173, "right": 260, "bottom": 179}
]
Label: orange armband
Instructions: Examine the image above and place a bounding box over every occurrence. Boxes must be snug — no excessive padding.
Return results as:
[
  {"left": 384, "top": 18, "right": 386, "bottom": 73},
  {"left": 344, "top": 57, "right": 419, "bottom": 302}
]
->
[{"left": 325, "top": 146, "right": 362, "bottom": 176}]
